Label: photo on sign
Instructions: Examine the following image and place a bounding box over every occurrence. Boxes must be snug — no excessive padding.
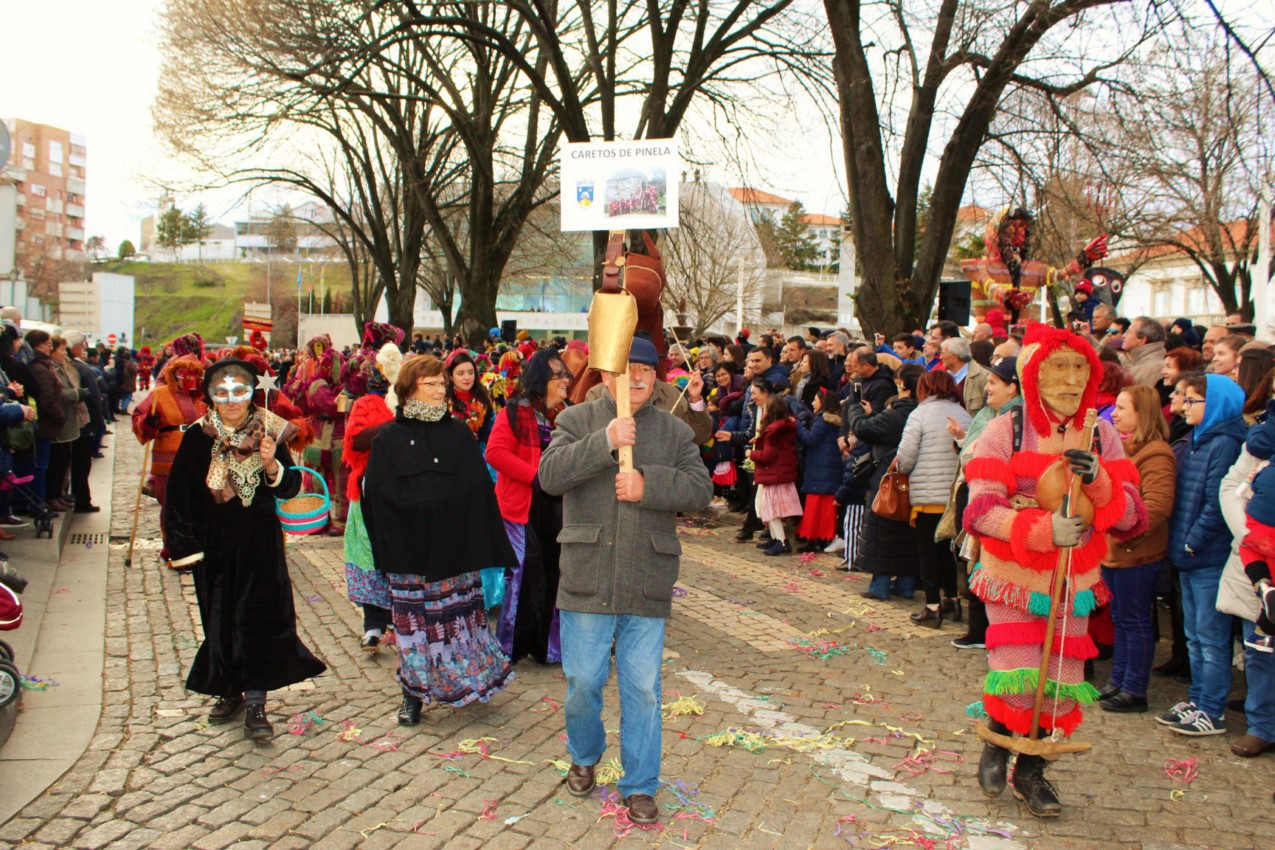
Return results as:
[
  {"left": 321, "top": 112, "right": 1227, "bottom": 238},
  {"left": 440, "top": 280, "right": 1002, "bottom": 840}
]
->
[{"left": 601, "top": 168, "right": 667, "bottom": 219}]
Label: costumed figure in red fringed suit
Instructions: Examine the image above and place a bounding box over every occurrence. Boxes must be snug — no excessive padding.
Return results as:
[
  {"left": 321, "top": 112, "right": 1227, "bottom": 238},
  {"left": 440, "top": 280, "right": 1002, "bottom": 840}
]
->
[
  {"left": 137, "top": 346, "right": 156, "bottom": 391},
  {"left": 153, "top": 333, "right": 205, "bottom": 387},
  {"left": 249, "top": 329, "right": 268, "bottom": 351},
  {"left": 286, "top": 334, "right": 347, "bottom": 535},
  {"left": 132, "top": 355, "right": 208, "bottom": 564},
  {"left": 963, "top": 324, "right": 1146, "bottom": 817}
]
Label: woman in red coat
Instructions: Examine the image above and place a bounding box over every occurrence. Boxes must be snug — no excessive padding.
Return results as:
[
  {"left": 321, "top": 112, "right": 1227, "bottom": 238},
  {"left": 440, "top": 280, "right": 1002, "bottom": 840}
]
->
[
  {"left": 485, "top": 350, "right": 570, "bottom": 663},
  {"left": 747, "top": 395, "right": 802, "bottom": 556}
]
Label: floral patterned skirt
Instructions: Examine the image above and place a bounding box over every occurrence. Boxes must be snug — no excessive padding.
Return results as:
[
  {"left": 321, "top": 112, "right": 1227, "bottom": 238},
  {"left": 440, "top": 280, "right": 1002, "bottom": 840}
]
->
[
  {"left": 386, "top": 571, "right": 513, "bottom": 707},
  {"left": 343, "top": 502, "right": 391, "bottom": 609}
]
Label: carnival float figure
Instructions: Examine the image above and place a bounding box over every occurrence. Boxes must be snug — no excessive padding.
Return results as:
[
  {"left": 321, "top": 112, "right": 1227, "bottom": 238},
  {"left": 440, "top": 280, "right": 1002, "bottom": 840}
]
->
[
  {"left": 963, "top": 324, "right": 1146, "bottom": 817},
  {"left": 285, "top": 334, "right": 347, "bottom": 535},
  {"left": 960, "top": 208, "right": 1110, "bottom": 326},
  {"left": 131, "top": 354, "right": 208, "bottom": 563}
]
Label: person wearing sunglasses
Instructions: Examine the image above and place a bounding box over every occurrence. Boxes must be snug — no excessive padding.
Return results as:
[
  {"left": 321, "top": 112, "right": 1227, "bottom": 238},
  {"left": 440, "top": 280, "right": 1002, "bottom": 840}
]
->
[{"left": 163, "top": 359, "right": 323, "bottom": 741}]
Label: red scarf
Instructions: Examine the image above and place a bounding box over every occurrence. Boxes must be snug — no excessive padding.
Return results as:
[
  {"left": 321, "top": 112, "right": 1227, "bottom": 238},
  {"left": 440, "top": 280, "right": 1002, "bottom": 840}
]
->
[{"left": 452, "top": 389, "right": 487, "bottom": 436}]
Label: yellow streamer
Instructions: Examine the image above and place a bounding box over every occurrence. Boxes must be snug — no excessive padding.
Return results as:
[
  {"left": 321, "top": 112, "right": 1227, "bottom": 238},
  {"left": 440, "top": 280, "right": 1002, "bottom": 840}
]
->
[{"left": 660, "top": 694, "right": 706, "bottom": 720}]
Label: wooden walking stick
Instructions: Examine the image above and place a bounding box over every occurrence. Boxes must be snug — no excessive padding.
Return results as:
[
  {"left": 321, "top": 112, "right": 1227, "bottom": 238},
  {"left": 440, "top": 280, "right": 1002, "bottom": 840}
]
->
[
  {"left": 976, "top": 408, "right": 1097, "bottom": 760},
  {"left": 588, "top": 230, "right": 640, "bottom": 471},
  {"left": 124, "top": 441, "right": 153, "bottom": 568}
]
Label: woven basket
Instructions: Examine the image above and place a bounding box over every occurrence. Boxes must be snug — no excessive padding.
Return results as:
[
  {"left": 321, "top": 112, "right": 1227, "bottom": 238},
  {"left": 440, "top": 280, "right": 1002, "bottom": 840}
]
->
[{"left": 276, "top": 467, "right": 330, "bottom": 535}]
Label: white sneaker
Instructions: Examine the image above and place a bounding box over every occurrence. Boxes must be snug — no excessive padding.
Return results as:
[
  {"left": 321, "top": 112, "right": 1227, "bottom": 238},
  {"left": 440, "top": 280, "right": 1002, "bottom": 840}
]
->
[
  {"left": 823, "top": 537, "right": 846, "bottom": 553},
  {"left": 708, "top": 497, "right": 728, "bottom": 511},
  {"left": 1155, "top": 700, "right": 1197, "bottom": 726}
]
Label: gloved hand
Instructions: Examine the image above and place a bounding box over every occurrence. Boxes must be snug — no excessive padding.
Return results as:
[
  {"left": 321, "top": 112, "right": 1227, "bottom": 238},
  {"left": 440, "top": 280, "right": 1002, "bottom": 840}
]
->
[
  {"left": 1051, "top": 510, "right": 1085, "bottom": 548},
  {"left": 1064, "top": 449, "right": 1099, "bottom": 484}
]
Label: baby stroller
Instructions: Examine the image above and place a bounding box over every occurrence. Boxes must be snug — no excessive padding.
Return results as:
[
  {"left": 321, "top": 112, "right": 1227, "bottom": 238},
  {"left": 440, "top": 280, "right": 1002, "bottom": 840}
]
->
[
  {"left": 1, "top": 473, "right": 54, "bottom": 539},
  {"left": 0, "top": 563, "right": 23, "bottom": 708}
]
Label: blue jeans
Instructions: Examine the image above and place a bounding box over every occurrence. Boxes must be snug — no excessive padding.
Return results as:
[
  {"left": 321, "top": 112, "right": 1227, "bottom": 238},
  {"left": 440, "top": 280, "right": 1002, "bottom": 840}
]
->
[
  {"left": 560, "top": 610, "right": 665, "bottom": 797},
  {"left": 1243, "top": 619, "right": 1275, "bottom": 742},
  {"left": 1102, "top": 562, "right": 1161, "bottom": 698},
  {"left": 1179, "top": 567, "right": 1233, "bottom": 719},
  {"left": 32, "top": 438, "right": 51, "bottom": 504},
  {"left": 867, "top": 574, "right": 918, "bottom": 600}
]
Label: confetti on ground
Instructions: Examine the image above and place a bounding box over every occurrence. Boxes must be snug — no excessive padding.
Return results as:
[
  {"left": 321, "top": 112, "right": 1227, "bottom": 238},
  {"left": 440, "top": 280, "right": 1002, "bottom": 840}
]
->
[
  {"left": 965, "top": 701, "right": 988, "bottom": 720},
  {"left": 287, "top": 710, "right": 326, "bottom": 736},
  {"left": 808, "top": 568, "right": 825, "bottom": 577},
  {"left": 1169, "top": 789, "right": 1185, "bottom": 801},
  {"left": 545, "top": 757, "right": 626, "bottom": 786},
  {"left": 698, "top": 726, "right": 858, "bottom": 755},
  {"left": 596, "top": 789, "right": 664, "bottom": 839},
  {"left": 53, "top": 587, "right": 70, "bottom": 594},
  {"left": 504, "top": 813, "right": 530, "bottom": 826},
  {"left": 789, "top": 629, "right": 853, "bottom": 660},
  {"left": 359, "top": 820, "right": 402, "bottom": 838},
  {"left": 18, "top": 675, "right": 59, "bottom": 690},
  {"left": 800, "top": 552, "right": 819, "bottom": 564},
  {"left": 661, "top": 693, "right": 706, "bottom": 720},
  {"left": 781, "top": 581, "right": 801, "bottom": 593},
  {"left": 660, "top": 778, "right": 716, "bottom": 823},
  {"left": 304, "top": 593, "right": 322, "bottom": 604},
  {"left": 444, "top": 765, "right": 471, "bottom": 778},
  {"left": 479, "top": 800, "right": 500, "bottom": 820},
  {"left": 892, "top": 747, "right": 964, "bottom": 778},
  {"left": 334, "top": 719, "right": 399, "bottom": 752},
  {"left": 671, "top": 586, "right": 688, "bottom": 597},
  {"left": 865, "top": 647, "right": 888, "bottom": 666},
  {"left": 1164, "top": 757, "right": 1199, "bottom": 783}
]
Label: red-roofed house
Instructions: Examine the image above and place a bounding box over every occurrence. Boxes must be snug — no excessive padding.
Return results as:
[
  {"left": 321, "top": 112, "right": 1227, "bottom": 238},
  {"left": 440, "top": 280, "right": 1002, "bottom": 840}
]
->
[
  {"left": 727, "top": 187, "right": 794, "bottom": 224},
  {"left": 1108, "top": 219, "right": 1269, "bottom": 325}
]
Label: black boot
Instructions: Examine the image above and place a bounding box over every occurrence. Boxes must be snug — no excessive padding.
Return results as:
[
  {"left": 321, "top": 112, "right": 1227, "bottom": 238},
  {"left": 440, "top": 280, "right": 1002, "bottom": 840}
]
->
[
  {"left": 977, "top": 719, "right": 1011, "bottom": 798},
  {"left": 243, "top": 704, "right": 274, "bottom": 740},
  {"left": 1012, "top": 754, "right": 1062, "bottom": 818},
  {"left": 398, "top": 691, "right": 424, "bottom": 726}
]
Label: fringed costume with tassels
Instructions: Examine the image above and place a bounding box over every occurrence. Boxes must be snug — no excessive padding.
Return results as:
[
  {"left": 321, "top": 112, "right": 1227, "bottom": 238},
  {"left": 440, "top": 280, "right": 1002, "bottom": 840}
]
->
[
  {"left": 963, "top": 326, "right": 1146, "bottom": 737},
  {"left": 285, "top": 335, "right": 347, "bottom": 531}
]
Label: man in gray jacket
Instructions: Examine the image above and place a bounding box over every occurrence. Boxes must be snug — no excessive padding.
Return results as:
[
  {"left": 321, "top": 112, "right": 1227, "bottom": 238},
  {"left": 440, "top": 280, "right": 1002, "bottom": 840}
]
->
[{"left": 539, "top": 337, "right": 713, "bottom": 825}]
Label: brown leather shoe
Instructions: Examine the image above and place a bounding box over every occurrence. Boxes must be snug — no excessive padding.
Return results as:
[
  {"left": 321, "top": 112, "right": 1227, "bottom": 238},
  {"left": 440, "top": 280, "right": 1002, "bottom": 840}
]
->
[
  {"left": 1231, "top": 733, "right": 1275, "bottom": 758},
  {"left": 624, "top": 794, "right": 659, "bottom": 824},
  {"left": 565, "top": 763, "right": 596, "bottom": 797}
]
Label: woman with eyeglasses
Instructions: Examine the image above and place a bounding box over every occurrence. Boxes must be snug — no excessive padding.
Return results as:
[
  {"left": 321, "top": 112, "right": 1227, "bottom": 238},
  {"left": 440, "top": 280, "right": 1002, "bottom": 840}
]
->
[
  {"left": 486, "top": 349, "right": 573, "bottom": 665},
  {"left": 163, "top": 359, "right": 324, "bottom": 740},
  {"left": 1160, "top": 373, "right": 1245, "bottom": 736},
  {"left": 362, "top": 354, "right": 516, "bottom": 724}
]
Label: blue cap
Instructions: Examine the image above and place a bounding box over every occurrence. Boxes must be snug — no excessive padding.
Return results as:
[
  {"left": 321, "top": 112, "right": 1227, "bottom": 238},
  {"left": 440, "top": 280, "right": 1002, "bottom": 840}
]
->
[{"left": 630, "top": 337, "right": 660, "bottom": 366}]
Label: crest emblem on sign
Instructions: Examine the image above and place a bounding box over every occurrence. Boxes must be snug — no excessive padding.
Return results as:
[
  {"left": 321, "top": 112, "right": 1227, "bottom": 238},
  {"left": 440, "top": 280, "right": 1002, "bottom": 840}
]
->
[{"left": 576, "top": 180, "right": 594, "bottom": 207}]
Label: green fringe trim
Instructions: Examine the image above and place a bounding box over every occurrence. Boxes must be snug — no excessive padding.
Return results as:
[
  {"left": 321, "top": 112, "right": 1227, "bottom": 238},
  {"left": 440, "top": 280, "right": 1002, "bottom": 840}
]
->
[
  {"left": 983, "top": 669, "right": 1101, "bottom": 704},
  {"left": 971, "top": 563, "right": 1099, "bottom": 617}
]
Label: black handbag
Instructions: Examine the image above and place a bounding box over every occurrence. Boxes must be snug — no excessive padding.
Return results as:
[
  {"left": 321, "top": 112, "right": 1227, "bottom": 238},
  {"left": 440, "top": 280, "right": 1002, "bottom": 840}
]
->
[{"left": 850, "top": 451, "right": 877, "bottom": 487}]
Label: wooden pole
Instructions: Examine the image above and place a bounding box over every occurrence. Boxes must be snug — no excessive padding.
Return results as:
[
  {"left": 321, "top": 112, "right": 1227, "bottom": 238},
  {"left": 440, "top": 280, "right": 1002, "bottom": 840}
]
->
[
  {"left": 124, "top": 441, "right": 152, "bottom": 568},
  {"left": 1029, "top": 409, "right": 1098, "bottom": 738},
  {"left": 615, "top": 373, "right": 633, "bottom": 472}
]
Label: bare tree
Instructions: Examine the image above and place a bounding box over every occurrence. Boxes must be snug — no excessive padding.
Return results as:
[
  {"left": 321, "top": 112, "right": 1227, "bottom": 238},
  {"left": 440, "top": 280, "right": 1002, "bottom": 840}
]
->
[
  {"left": 1106, "top": 27, "right": 1269, "bottom": 318},
  {"left": 662, "top": 181, "right": 767, "bottom": 334},
  {"left": 823, "top": 0, "right": 1157, "bottom": 335}
]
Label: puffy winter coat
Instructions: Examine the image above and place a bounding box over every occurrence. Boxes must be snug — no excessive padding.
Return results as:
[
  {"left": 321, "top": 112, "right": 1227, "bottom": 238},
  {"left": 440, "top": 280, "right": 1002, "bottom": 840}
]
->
[
  {"left": 1169, "top": 374, "right": 1246, "bottom": 571},
  {"left": 750, "top": 417, "right": 799, "bottom": 485},
  {"left": 1217, "top": 448, "right": 1262, "bottom": 622},
  {"left": 1103, "top": 439, "right": 1176, "bottom": 568},
  {"left": 895, "top": 397, "right": 969, "bottom": 507},
  {"left": 796, "top": 411, "right": 841, "bottom": 495}
]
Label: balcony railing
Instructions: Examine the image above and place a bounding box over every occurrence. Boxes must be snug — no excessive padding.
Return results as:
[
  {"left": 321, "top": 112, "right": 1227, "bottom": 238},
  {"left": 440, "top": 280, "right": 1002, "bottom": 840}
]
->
[{"left": 66, "top": 202, "right": 85, "bottom": 217}]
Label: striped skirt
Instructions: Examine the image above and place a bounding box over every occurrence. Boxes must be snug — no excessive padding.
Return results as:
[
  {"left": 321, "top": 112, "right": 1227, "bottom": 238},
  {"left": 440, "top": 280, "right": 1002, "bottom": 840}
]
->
[{"left": 386, "top": 571, "right": 513, "bottom": 707}]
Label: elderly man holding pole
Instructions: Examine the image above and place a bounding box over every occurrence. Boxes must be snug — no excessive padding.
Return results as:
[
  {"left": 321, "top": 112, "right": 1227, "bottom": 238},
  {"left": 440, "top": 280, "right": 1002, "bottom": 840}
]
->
[{"left": 539, "top": 335, "right": 713, "bottom": 824}]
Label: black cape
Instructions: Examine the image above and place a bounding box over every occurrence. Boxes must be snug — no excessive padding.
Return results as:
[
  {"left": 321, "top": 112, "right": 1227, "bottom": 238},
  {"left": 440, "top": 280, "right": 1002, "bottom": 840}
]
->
[
  {"left": 362, "top": 412, "right": 516, "bottom": 581},
  {"left": 164, "top": 424, "right": 326, "bottom": 697}
]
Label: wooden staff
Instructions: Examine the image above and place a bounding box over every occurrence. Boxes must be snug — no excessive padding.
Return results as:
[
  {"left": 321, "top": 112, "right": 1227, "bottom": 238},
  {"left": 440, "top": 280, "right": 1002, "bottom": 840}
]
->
[
  {"left": 1029, "top": 408, "right": 1099, "bottom": 739},
  {"left": 124, "top": 441, "right": 152, "bottom": 568}
]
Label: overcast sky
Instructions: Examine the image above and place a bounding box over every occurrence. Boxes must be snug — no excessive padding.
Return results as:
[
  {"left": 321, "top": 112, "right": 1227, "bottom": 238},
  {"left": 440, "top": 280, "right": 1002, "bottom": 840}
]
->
[{"left": 2, "top": 1, "right": 1267, "bottom": 252}]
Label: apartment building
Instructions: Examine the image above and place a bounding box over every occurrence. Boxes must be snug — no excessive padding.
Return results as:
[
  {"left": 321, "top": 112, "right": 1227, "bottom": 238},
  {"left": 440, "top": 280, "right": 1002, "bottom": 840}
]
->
[{"left": 0, "top": 119, "right": 88, "bottom": 273}]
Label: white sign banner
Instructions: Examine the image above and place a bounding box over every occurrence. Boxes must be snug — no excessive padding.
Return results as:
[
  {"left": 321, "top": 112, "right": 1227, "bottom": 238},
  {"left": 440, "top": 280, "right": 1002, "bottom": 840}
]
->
[{"left": 559, "top": 139, "right": 680, "bottom": 232}]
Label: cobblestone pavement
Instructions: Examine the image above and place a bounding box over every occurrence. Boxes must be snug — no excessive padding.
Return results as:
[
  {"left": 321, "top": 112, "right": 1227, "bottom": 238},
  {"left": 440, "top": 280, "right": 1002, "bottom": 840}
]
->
[{"left": 2, "top": 428, "right": 1270, "bottom": 850}]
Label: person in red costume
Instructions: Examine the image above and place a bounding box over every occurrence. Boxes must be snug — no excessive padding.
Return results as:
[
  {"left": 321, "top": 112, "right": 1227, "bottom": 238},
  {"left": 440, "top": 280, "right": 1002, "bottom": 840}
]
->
[
  {"left": 285, "top": 334, "right": 347, "bottom": 535},
  {"left": 136, "top": 346, "right": 156, "bottom": 391},
  {"left": 131, "top": 355, "right": 208, "bottom": 563},
  {"left": 963, "top": 324, "right": 1146, "bottom": 817}
]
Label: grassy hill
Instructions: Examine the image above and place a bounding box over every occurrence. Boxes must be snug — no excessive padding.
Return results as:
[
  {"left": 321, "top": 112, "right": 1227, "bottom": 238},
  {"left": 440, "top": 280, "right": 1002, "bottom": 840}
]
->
[{"left": 94, "top": 260, "right": 353, "bottom": 347}]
